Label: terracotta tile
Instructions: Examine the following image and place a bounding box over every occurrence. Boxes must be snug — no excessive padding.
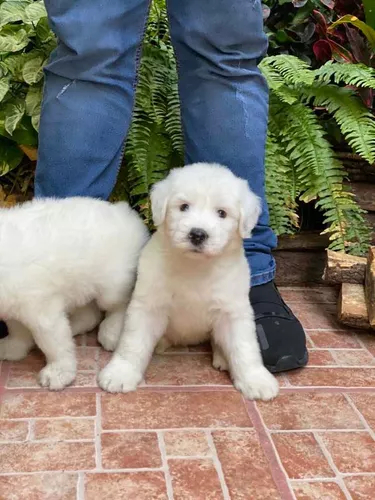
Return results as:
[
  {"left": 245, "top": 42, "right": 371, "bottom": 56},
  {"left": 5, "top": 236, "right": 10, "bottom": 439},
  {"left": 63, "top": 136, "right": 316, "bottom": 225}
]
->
[
  {"left": 293, "top": 481, "right": 346, "bottom": 500},
  {"left": 357, "top": 332, "right": 375, "bottom": 356},
  {"left": 0, "top": 420, "right": 28, "bottom": 441},
  {"left": 305, "top": 335, "right": 314, "bottom": 348},
  {"left": 332, "top": 349, "right": 374, "bottom": 366},
  {"left": 145, "top": 354, "right": 231, "bottom": 386},
  {"left": 188, "top": 342, "right": 212, "bottom": 352},
  {"left": 79, "top": 331, "right": 100, "bottom": 347},
  {"left": 164, "top": 431, "right": 210, "bottom": 457},
  {"left": 34, "top": 418, "right": 95, "bottom": 441},
  {"left": 287, "top": 367, "right": 375, "bottom": 387},
  {"left": 280, "top": 287, "right": 338, "bottom": 304},
  {"left": 309, "top": 331, "right": 360, "bottom": 348},
  {"left": 257, "top": 393, "right": 363, "bottom": 430},
  {"left": 0, "top": 442, "right": 95, "bottom": 472},
  {"left": 0, "top": 473, "right": 77, "bottom": 500},
  {"left": 320, "top": 431, "right": 375, "bottom": 473},
  {"left": 85, "top": 472, "right": 167, "bottom": 500},
  {"left": 272, "top": 432, "right": 334, "bottom": 479},
  {"left": 72, "top": 372, "right": 97, "bottom": 387},
  {"left": 349, "top": 393, "right": 375, "bottom": 429},
  {"left": 292, "top": 303, "right": 342, "bottom": 330},
  {"left": 213, "top": 430, "right": 280, "bottom": 499},
  {"left": 101, "top": 392, "right": 251, "bottom": 430},
  {"left": 99, "top": 349, "right": 112, "bottom": 369},
  {"left": 101, "top": 432, "right": 161, "bottom": 469},
  {"left": 0, "top": 393, "right": 96, "bottom": 419},
  {"left": 308, "top": 350, "right": 336, "bottom": 366},
  {"left": 169, "top": 459, "right": 223, "bottom": 500},
  {"left": 345, "top": 475, "right": 375, "bottom": 499},
  {"left": 76, "top": 347, "right": 98, "bottom": 370}
]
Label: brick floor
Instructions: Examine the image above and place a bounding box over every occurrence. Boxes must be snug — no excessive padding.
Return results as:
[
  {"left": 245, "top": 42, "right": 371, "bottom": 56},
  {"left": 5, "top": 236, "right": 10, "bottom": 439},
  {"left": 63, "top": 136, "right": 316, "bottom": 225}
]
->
[{"left": 1, "top": 286, "right": 375, "bottom": 499}]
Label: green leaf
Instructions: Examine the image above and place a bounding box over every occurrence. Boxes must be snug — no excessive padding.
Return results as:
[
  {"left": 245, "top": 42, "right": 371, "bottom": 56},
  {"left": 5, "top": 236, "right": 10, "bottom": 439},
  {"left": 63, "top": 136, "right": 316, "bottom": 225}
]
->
[
  {"left": 0, "top": 1, "right": 29, "bottom": 27},
  {"left": 4, "top": 99, "right": 25, "bottom": 135},
  {"left": 35, "top": 16, "right": 54, "bottom": 43},
  {"left": 0, "top": 78, "right": 10, "bottom": 101},
  {"left": 25, "top": 83, "right": 42, "bottom": 115},
  {"left": 11, "top": 115, "right": 38, "bottom": 146},
  {"left": 25, "top": 1, "right": 47, "bottom": 23},
  {"left": 328, "top": 15, "right": 375, "bottom": 49},
  {"left": 22, "top": 54, "right": 45, "bottom": 84},
  {"left": 31, "top": 112, "right": 40, "bottom": 131},
  {"left": 0, "top": 27, "right": 29, "bottom": 52},
  {"left": 0, "top": 135, "right": 23, "bottom": 176}
]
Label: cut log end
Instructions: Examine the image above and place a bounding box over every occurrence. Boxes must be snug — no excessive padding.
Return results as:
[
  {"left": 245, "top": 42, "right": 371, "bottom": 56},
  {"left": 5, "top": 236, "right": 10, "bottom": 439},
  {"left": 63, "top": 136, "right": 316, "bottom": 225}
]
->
[
  {"left": 338, "top": 283, "right": 371, "bottom": 329},
  {"left": 365, "top": 247, "right": 375, "bottom": 328},
  {"left": 323, "top": 250, "right": 366, "bottom": 285}
]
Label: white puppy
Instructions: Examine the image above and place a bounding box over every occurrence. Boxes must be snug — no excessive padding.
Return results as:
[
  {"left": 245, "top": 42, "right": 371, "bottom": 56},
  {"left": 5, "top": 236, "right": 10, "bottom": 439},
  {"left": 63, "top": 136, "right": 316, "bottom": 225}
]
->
[
  {"left": 0, "top": 197, "right": 149, "bottom": 389},
  {"left": 99, "top": 163, "right": 279, "bottom": 400}
]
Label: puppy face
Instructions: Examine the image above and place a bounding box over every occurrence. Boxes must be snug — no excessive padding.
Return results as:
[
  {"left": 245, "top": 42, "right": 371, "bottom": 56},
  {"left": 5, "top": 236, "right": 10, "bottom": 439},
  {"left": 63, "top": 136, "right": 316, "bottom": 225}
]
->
[{"left": 151, "top": 163, "right": 261, "bottom": 258}]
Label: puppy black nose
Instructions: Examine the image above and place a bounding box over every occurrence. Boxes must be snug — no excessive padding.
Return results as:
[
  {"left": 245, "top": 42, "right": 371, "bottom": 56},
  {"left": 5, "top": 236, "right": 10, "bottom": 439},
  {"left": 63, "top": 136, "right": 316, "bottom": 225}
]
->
[
  {"left": 188, "top": 228, "right": 208, "bottom": 246},
  {"left": 0, "top": 320, "right": 9, "bottom": 339}
]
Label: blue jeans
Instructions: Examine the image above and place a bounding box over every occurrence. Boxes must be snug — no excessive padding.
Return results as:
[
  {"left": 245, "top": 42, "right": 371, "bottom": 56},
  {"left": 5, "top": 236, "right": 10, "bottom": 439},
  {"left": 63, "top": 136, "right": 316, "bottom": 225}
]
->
[{"left": 35, "top": 0, "right": 277, "bottom": 286}]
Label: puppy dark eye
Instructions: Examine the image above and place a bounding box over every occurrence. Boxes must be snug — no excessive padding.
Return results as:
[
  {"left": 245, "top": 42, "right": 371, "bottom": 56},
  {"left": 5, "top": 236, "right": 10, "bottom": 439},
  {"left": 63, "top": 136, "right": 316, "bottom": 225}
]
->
[
  {"left": 180, "top": 203, "right": 189, "bottom": 212},
  {"left": 217, "top": 209, "right": 227, "bottom": 219}
]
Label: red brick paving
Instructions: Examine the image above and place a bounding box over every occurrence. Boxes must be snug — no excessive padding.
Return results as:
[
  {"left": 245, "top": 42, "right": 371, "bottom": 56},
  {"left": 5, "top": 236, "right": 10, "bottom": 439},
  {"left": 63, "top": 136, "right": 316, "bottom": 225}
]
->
[{"left": 0, "top": 286, "right": 375, "bottom": 499}]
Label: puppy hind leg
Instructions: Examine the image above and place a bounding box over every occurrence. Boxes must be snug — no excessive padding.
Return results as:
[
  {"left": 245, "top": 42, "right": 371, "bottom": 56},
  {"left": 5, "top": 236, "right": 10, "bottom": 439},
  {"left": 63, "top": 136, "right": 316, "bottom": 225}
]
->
[
  {"left": 211, "top": 340, "right": 229, "bottom": 372},
  {"left": 97, "top": 287, "right": 131, "bottom": 352},
  {"left": 98, "top": 302, "right": 167, "bottom": 393},
  {"left": 0, "top": 320, "right": 35, "bottom": 361},
  {"left": 27, "top": 308, "right": 77, "bottom": 390},
  {"left": 70, "top": 301, "right": 103, "bottom": 337}
]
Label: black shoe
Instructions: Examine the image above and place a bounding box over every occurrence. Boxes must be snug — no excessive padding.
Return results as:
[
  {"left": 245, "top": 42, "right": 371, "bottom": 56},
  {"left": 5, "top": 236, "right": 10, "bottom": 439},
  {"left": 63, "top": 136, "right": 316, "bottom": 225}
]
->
[
  {"left": 0, "top": 320, "right": 9, "bottom": 339},
  {"left": 250, "top": 281, "right": 308, "bottom": 373}
]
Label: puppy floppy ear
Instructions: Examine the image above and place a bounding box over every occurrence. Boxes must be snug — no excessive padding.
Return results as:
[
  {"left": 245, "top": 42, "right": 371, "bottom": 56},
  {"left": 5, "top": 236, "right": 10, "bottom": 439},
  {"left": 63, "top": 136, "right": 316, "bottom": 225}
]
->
[
  {"left": 151, "top": 177, "right": 171, "bottom": 226},
  {"left": 238, "top": 179, "right": 262, "bottom": 239}
]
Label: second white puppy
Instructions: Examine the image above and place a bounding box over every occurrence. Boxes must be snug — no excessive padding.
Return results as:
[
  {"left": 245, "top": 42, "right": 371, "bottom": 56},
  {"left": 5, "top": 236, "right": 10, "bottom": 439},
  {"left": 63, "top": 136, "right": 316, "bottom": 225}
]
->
[
  {"left": 99, "top": 163, "right": 279, "bottom": 400},
  {"left": 0, "top": 197, "right": 149, "bottom": 390}
]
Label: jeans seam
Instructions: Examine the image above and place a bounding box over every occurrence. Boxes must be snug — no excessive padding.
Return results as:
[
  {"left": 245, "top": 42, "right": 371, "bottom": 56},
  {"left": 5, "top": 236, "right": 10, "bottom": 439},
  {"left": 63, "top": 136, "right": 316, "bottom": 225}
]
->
[{"left": 113, "top": 0, "right": 153, "bottom": 182}]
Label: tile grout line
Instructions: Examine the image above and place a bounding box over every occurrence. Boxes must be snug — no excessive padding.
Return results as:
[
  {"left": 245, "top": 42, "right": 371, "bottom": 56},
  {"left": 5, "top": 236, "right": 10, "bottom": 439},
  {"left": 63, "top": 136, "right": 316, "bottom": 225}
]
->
[
  {"left": 313, "top": 432, "right": 353, "bottom": 500},
  {"left": 94, "top": 393, "right": 102, "bottom": 471},
  {"left": 77, "top": 472, "right": 84, "bottom": 500},
  {"left": 245, "top": 400, "right": 295, "bottom": 500},
  {"left": 343, "top": 394, "right": 375, "bottom": 441},
  {"left": 353, "top": 334, "right": 375, "bottom": 359},
  {"left": 157, "top": 431, "right": 174, "bottom": 500},
  {"left": 27, "top": 419, "right": 35, "bottom": 441},
  {"left": 205, "top": 430, "right": 231, "bottom": 500}
]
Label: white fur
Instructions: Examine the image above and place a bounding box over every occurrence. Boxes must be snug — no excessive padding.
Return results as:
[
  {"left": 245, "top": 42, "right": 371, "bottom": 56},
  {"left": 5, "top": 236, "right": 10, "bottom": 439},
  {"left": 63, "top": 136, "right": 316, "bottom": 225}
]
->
[
  {"left": 0, "top": 197, "right": 149, "bottom": 390},
  {"left": 99, "top": 163, "right": 279, "bottom": 401}
]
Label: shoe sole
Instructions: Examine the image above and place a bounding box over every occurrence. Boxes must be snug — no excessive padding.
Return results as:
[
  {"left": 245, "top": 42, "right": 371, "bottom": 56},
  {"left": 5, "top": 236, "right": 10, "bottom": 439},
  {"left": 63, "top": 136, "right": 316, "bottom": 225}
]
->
[{"left": 266, "top": 350, "right": 309, "bottom": 374}]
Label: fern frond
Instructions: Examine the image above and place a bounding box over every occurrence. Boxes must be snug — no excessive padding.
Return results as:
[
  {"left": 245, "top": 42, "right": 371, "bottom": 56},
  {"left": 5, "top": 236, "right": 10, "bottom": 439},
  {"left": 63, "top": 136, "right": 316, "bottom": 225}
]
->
[
  {"left": 314, "top": 60, "right": 375, "bottom": 88},
  {"left": 276, "top": 100, "right": 369, "bottom": 254},
  {"left": 265, "top": 133, "right": 299, "bottom": 235},
  {"left": 260, "top": 55, "right": 314, "bottom": 86},
  {"left": 305, "top": 84, "right": 375, "bottom": 163}
]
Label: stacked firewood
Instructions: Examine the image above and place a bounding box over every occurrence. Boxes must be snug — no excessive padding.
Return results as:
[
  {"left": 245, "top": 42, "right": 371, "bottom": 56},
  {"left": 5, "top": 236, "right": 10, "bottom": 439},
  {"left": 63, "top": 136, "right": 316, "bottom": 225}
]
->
[{"left": 323, "top": 248, "right": 375, "bottom": 330}]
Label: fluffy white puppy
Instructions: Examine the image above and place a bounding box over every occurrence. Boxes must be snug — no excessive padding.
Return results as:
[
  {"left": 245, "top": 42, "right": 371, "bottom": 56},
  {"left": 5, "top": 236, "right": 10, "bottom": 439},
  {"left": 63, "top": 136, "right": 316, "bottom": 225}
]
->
[
  {"left": 99, "top": 163, "right": 279, "bottom": 400},
  {"left": 0, "top": 197, "right": 149, "bottom": 390}
]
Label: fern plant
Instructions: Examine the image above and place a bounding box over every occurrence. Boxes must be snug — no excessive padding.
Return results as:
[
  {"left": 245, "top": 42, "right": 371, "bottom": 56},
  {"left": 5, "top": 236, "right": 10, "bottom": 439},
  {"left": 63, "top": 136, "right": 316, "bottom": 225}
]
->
[
  {"left": 114, "top": 0, "right": 183, "bottom": 224},
  {"left": 262, "top": 55, "right": 375, "bottom": 254}
]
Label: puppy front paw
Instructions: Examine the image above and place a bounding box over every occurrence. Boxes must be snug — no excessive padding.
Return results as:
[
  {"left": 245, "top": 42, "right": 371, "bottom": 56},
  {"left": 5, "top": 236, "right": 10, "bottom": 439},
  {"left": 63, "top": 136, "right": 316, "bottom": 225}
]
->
[
  {"left": 234, "top": 367, "right": 279, "bottom": 401},
  {"left": 98, "top": 358, "right": 143, "bottom": 393},
  {"left": 38, "top": 362, "right": 76, "bottom": 390},
  {"left": 98, "top": 323, "right": 121, "bottom": 352}
]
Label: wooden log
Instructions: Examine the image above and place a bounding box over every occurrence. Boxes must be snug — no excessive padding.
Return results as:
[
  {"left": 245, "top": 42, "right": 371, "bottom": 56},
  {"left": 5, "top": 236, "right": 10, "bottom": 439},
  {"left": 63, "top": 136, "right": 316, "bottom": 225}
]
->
[
  {"left": 275, "top": 250, "right": 325, "bottom": 285},
  {"left": 350, "top": 183, "right": 375, "bottom": 212},
  {"left": 323, "top": 250, "right": 366, "bottom": 284},
  {"left": 338, "top": 283, "right": 371, "bottom": 329},
  {"left": 365, "top": 247, "right": 375, "bottom": 328},
  {"left": 277, "top": 232, "right": 329, "bottom": 251}
]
